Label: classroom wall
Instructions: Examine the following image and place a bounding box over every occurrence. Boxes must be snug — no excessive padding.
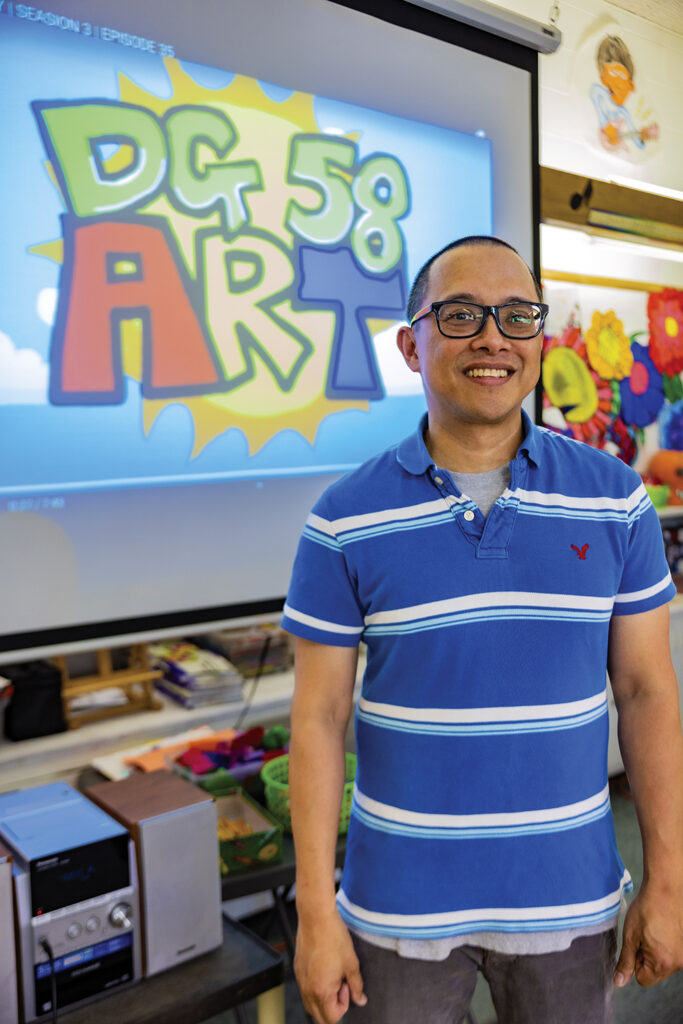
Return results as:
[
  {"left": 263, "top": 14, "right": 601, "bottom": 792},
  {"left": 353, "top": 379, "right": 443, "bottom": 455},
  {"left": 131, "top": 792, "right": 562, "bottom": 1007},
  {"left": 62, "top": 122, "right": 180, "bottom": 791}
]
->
[{"left": 496, "top": 0, "right": 682, "bottom": 194}]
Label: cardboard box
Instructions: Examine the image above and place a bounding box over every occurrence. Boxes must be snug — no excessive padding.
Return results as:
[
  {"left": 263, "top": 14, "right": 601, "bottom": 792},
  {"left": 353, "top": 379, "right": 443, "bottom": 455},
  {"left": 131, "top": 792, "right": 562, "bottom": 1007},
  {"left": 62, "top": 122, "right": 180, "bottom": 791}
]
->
[{"left": 216, "top": 789, "right": 283, "bottom": 876}]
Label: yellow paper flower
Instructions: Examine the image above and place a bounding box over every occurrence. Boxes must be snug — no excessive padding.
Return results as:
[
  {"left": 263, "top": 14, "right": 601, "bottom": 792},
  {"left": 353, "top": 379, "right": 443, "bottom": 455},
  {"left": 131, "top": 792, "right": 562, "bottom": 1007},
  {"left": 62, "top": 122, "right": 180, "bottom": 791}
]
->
[
  {"left": 585, "top": 310, "right": 634, "bottom": 380},
  {"left": 542, "top": 346, "right": 598, "bottom": 423}
]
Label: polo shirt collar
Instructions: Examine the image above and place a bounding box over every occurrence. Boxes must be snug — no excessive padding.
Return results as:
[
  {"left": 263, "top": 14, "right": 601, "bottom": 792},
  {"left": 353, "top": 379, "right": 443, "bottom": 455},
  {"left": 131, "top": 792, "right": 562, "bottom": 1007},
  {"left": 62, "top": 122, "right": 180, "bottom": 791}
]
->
[
  {"left": 396, "top": 409, "right": 542, "bottom": 475},
  {"left": 518, "top": 409, "right": 542, "bottom": 467},
  {"left": 396, "top": 413, "right": 432, "bottom": 475}
]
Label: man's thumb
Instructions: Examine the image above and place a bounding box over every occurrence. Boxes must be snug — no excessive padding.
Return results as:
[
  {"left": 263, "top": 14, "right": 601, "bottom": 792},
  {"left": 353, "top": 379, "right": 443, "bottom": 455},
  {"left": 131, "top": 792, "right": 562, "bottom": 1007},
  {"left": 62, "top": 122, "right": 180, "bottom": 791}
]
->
[
  {"left": 347, "top": 966, "right": 368, "bottom": 1007},
  {"left": 614, "top": 933, "right": 636, "bottom": 987}
]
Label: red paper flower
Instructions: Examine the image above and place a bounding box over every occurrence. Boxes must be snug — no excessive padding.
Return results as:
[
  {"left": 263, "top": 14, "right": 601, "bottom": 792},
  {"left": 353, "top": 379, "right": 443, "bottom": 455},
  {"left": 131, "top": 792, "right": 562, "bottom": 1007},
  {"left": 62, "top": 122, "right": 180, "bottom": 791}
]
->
[{"left": 647, "top": 289, "right": 683, "bottom": 376}]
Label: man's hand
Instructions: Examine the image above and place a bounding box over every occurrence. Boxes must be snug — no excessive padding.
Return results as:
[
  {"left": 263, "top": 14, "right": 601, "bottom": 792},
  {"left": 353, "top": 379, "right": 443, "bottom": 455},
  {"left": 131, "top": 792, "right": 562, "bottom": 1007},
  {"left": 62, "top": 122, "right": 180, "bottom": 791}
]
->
[
  {"left": 615, "top": 884, "right": 683, "bottom": 987},
  {"left": 294, "top": 910, "right": 367, "bottom": 1023}
]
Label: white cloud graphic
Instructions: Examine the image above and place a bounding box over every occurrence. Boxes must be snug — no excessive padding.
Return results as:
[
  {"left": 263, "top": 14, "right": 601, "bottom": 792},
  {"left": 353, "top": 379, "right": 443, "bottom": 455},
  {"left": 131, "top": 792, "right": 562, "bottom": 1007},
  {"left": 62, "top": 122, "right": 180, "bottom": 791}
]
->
[
  {"left": 0, "top": 331, "right": 49, "bottom": 404},
  {"left": 372, "top": 323, "right": 424, "bottom": 396},
  {"left": 37, "top": 287, "right": 58, "bottom": 326}
]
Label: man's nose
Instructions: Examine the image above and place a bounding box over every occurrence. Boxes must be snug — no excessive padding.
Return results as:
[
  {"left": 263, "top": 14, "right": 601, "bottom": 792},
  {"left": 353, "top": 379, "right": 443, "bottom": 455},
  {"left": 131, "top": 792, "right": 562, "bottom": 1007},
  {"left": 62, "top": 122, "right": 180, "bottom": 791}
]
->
[{"left": 470, "top": 311, "right": 510, "bottom": 350}]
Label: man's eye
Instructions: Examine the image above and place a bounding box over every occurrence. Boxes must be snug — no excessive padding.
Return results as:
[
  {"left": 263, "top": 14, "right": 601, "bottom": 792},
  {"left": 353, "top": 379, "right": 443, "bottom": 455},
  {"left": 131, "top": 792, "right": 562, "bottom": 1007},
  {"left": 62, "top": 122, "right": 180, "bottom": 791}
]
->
[
  {"left": 504, "top": 306, "right": 536, "bottom": 324},
  {"left": 443, "top": 307, "right": 478, "bottom": 321}
]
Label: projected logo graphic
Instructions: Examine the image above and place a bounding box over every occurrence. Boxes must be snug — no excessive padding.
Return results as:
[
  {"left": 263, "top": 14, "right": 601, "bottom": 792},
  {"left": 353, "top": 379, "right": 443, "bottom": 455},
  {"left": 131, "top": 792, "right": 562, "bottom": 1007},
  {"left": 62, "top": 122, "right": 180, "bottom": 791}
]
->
[
  {"left": 1, "top": 15, "right": 492, "bottom": 493},
  {"left": 31, "top": 61, "right": 411, "bottom": 454}
]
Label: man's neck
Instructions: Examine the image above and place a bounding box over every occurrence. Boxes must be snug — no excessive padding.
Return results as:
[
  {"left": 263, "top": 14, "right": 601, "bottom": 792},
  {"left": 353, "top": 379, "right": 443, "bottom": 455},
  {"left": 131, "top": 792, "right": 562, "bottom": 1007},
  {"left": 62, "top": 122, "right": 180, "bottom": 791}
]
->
[{"left": 425, "top": 415, "right": 525, "bottom": 474}]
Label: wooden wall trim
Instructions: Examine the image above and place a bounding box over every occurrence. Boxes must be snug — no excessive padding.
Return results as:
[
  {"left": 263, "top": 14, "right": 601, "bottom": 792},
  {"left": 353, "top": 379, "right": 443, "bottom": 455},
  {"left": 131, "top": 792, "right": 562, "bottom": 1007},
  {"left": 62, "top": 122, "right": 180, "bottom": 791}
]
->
[{"left": 540, "top": 166, "right": 683, "bottom": 247}]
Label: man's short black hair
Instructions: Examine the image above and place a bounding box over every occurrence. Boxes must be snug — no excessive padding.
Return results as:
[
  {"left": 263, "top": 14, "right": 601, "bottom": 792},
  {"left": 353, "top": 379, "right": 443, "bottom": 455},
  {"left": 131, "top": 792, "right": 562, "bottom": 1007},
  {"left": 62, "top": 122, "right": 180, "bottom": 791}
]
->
[{"left": 406, "top": 235, "right": 543, "bottom": 323}]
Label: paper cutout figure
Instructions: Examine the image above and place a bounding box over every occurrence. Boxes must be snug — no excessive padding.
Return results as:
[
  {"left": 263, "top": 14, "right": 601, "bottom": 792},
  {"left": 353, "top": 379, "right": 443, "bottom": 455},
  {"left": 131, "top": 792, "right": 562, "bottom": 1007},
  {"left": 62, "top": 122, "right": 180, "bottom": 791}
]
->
[{"left": 590, "top": 35, "right": 658, "bottom": 153}]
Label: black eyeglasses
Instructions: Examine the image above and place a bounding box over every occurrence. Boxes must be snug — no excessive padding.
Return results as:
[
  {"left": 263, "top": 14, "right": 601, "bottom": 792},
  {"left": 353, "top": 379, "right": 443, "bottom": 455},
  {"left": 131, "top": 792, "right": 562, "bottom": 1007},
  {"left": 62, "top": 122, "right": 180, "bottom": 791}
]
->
[{"left": 409, "top": 300, "right": 549, "bottom": 340}]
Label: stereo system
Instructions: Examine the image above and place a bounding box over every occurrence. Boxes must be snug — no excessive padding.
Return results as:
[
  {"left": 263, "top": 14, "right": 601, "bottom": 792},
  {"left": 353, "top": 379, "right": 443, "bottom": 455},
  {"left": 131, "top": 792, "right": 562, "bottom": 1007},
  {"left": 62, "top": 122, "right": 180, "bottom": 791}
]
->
[
  {"left": 0, "top": 771, "right": 223, "bottom": 1019},
  {"left": 0, "top": 782, "right": 142, "bottom": 1021}
]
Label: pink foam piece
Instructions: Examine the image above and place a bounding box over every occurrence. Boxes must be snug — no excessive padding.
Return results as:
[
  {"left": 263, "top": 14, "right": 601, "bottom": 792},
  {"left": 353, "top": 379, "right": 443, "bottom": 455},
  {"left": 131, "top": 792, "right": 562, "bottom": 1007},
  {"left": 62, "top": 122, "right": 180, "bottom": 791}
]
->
[{"left": 177, "top": 749, "right": 215, "bottom": 774}]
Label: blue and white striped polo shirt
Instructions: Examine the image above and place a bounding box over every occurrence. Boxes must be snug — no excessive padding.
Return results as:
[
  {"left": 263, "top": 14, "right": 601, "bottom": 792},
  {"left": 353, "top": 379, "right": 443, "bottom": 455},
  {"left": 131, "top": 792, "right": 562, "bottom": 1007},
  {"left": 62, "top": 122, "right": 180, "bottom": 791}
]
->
[{"left": 282, "top": 412, "right": 675, "bottom": 942}]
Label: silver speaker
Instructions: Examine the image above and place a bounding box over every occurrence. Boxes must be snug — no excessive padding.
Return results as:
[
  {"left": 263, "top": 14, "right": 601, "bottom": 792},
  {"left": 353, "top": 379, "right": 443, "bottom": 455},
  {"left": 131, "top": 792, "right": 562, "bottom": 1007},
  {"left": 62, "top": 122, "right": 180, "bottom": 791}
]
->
[
  {"left": 87, "top": 770, "right": 222, "bottom": 976},
  {"left": 0, "top": 841, "right": 19, "bottom": 1024}
]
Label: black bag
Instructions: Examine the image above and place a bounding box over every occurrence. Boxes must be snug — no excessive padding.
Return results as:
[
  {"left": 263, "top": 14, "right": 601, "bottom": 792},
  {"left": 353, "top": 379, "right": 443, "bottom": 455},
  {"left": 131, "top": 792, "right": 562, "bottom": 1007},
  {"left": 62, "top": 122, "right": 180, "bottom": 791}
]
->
[{"left": 2, "top": 661, "right": 67, "bottom": 741}]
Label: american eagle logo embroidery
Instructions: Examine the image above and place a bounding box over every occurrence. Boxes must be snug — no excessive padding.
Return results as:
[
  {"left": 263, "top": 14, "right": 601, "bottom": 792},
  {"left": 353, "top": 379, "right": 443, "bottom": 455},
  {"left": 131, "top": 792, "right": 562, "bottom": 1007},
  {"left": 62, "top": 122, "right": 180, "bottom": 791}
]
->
[{"left": 571, "top": 543, "right": 589, "bottom": 560}]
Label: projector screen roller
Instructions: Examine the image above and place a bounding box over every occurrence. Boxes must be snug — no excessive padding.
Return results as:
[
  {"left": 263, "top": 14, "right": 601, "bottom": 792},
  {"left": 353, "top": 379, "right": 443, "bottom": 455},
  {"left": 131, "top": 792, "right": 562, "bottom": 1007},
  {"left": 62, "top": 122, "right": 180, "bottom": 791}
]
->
[{"left": 0, "top": 0, "right": 539, "bottom": 660}]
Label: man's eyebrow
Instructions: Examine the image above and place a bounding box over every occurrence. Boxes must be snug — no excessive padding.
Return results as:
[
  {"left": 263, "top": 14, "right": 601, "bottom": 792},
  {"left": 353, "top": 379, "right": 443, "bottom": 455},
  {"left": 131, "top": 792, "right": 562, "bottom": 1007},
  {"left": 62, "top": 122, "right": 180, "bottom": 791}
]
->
[
  {"left": 438, "top": 293, "right": 537, "bottom": 303},
  {"left": 440, "top": 292, "right": 479, "bottom": 302}
]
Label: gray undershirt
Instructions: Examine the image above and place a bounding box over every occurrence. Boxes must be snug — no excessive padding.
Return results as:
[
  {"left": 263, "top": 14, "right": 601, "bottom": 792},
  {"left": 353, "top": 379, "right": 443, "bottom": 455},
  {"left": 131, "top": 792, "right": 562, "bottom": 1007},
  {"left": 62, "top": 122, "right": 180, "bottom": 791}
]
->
[
  {"left": 352, "top": 463, "right": 621, "bottom": 959},
  {"left": 448, "top": 463, "right": 511, "bottom": 517}
]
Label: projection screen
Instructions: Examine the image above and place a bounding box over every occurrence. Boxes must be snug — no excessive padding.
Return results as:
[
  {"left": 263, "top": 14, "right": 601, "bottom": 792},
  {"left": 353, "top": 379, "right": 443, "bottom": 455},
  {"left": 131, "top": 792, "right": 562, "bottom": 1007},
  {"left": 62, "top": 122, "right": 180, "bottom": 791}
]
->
[{"left": 0, "top": 0, "right": 540, "bottom": 661}]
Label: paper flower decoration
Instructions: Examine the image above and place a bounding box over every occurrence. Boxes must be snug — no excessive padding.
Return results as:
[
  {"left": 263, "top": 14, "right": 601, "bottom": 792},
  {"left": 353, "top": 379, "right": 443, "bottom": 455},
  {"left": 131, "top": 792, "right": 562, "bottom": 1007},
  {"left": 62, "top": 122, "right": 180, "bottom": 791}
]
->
[
  {"left": 604, "top": 417, "right": 637, "bottom": 465},
  {"left": 619, "top": 342, "right": 664, "bottom": 427},
  {"left": 660, "top": 399, "right": 683, "bottom": 451},
  {"left": 647, "top": 289, "right": 683, "bottom": 377},
  {"left": 585, "top": 310, "right": 634, "bottom": 380},
  {"left": 542, "top": 323, "right": 613, "bottom": 445},
  {"left": 543, "top": 346, "right": 598, "bottom": 421}
]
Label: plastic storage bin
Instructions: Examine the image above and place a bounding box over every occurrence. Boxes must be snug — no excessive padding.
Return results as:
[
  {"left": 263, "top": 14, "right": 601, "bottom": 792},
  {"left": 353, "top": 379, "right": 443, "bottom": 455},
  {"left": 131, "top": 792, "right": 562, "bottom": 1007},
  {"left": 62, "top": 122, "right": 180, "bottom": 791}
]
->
[{"left": 260, "top": 752, "right": 356, "bottom": 834}]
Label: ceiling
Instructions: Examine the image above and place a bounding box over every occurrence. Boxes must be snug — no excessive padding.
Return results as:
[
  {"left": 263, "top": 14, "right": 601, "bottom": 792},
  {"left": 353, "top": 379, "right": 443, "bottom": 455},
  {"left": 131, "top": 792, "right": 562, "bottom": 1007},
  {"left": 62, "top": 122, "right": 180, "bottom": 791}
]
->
[{"left": 606, "top": 0, "right": 683, "bottom": 35}]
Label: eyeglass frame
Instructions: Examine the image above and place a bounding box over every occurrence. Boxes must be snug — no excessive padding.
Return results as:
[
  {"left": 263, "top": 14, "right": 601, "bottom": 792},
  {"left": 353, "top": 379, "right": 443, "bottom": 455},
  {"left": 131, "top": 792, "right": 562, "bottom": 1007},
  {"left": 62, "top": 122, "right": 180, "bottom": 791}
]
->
[{"left": 409, "top": 299, "right": 549, "bottom": 340}]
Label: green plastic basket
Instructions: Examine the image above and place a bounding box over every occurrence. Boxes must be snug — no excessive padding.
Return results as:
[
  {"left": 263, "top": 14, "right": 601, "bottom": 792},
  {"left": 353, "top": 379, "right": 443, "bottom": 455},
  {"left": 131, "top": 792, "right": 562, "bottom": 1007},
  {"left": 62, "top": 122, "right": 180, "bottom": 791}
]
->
[{"left": 260, "top": 752, "right": 356, "bottom": 834}]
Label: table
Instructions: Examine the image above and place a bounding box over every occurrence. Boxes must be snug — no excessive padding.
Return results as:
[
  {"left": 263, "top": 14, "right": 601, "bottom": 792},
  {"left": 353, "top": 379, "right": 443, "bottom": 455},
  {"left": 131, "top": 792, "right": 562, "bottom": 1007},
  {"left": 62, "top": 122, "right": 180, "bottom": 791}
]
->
[
  {"left": 72, "top": 769, "right": 286, "bottom": 1023},
  {"left": 221, "top": 833, "right": 346, "bottom": 963},
  {"left": 61, "top": 915, "right": 284, "bottom": 1024},
  {"left": 72, "top": 771, "right": 346, "bottom": 1021}
]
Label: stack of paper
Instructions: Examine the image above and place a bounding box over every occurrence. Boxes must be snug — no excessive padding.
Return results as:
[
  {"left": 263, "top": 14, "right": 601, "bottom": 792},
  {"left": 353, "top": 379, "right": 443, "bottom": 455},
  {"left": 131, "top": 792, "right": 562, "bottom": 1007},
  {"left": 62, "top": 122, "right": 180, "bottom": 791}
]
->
[
  {"left": 149, "top": 641, "right": 244, "bottom": 709},
  {"left": 202, "top": 623, "right": 292, "bottom": 676}
]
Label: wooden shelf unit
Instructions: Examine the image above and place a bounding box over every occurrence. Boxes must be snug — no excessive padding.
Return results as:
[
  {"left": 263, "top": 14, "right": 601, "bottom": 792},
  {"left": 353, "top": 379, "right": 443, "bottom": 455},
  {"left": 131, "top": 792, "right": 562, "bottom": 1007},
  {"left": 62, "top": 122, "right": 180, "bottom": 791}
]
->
[{"left": 54, "top": 644, "right": 163, "bottom": 729}]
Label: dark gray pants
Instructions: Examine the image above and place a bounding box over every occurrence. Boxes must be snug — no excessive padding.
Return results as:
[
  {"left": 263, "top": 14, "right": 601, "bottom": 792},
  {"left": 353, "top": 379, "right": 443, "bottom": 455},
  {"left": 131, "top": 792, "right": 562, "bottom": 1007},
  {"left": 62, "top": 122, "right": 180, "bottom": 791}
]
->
[{"left": 345, "top": 928, "right": 618, "bottom": 1024}]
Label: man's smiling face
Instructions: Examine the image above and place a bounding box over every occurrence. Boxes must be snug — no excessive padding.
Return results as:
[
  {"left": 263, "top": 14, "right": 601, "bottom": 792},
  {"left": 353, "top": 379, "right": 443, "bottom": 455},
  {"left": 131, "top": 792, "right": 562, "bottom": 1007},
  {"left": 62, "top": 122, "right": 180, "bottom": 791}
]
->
[{"left": 398, "top": 243, "right": 543, "bottom": 435}]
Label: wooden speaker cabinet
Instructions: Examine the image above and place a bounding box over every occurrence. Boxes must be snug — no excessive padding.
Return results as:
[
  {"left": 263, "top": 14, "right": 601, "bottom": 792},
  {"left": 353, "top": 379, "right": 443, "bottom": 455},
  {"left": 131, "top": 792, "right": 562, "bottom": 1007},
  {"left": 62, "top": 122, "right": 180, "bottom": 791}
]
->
[{"left": 87, "top": 770, "right": 222, "bottom": 976}]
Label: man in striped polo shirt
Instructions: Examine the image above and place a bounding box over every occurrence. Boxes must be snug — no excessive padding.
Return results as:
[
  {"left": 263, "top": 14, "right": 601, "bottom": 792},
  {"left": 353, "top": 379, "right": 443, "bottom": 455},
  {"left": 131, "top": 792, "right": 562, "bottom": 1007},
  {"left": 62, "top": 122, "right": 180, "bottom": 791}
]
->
[{"left": 282, "top": 236, "right": 683, "bottom": 1023}]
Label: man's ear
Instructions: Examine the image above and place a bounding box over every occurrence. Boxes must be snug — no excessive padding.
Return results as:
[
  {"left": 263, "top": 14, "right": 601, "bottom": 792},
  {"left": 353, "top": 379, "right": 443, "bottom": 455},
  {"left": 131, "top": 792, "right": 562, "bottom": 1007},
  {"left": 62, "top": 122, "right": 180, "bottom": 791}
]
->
[{"left": 397, "top": 325, "right": 421, "bottom": 373}]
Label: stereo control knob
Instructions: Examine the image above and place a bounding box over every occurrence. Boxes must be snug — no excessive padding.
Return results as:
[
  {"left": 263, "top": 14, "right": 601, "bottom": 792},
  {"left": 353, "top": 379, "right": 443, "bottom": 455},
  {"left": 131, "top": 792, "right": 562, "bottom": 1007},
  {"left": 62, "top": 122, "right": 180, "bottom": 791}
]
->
[{"left": 109, "top": 903, "right": 133, "bottom": 929}]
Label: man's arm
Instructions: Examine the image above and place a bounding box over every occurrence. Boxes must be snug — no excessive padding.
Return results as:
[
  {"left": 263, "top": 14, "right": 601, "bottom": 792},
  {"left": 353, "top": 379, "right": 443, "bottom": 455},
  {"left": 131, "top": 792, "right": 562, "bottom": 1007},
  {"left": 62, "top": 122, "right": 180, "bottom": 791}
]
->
[
  {"left": 289, "top": 636, "right": 367, "bottom": 1024},
  {"left": 608, "top": 603, "right": 683, "bottom": 987}
]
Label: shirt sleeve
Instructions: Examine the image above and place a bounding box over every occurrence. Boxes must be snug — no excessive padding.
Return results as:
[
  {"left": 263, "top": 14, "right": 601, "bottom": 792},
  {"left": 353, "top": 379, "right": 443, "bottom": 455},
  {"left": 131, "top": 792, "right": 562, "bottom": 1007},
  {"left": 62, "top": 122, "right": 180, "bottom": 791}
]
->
[
  {"left": 613, "top": 481, "right": 676, "bottom": 616},
  {"left": 590, "top": 83, "right": 611, "bottom": 129},
  {"left": 281, "top": 504, "right": 365, "bottom": 647}
]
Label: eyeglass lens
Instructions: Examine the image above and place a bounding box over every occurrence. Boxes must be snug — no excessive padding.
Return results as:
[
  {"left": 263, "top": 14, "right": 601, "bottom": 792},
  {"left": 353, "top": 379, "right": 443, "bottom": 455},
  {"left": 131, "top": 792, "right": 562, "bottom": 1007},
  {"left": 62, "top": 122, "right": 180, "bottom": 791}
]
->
[{"left": 437, "top": 302, "right": 543, "bottom": 338}]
